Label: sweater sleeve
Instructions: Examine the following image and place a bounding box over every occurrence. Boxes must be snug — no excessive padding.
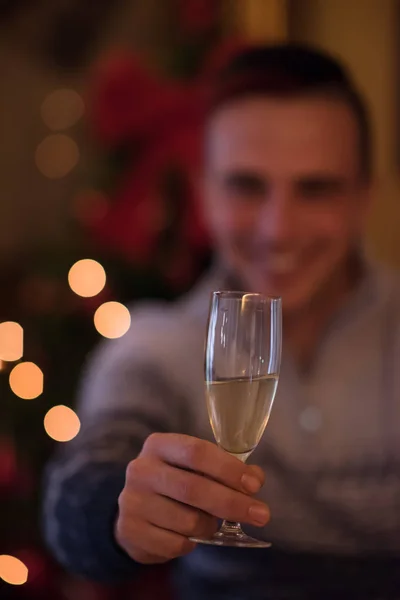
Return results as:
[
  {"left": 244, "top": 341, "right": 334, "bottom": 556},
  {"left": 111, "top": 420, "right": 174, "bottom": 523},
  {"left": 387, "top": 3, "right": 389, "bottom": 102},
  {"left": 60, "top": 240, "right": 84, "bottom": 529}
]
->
[{"left": 42, "top": 307, "right": 190, "bottom": 582}]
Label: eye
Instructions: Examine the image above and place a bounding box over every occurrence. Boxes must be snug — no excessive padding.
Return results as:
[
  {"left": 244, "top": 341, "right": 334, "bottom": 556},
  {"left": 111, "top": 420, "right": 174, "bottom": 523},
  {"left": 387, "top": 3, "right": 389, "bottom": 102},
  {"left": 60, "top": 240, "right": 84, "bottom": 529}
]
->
[
  {"left": 222, "top": 172, "right": 267, "bottom": 199},
  {"left": 297, "top": 177, "right": 345, "bottom": 201}
]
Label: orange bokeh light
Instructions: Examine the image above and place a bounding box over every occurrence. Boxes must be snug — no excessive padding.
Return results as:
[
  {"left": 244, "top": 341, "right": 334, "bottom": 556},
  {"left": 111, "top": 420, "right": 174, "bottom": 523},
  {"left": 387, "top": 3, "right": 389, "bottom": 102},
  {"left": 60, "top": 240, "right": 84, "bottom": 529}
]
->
[
  {"left": 0, "top": 555, "right": 28, "bottom": 585},
  {"left": 41, "top": 88, "right": 85, "bottom": 131},
  {"left": 9, "top": 362, "right": 44, "bottom": 400},
  {"left": 68, "top": 259, "right": 106, "bottom": 298},
  {"left": 94, "top": 302, "right": 131, "bottom": 339},
  {"left": 0, "top": 322, "right": 23, "bottom": 362},
  {"left": 35, "top": 134, "right": 79, "bottom": 179},
  {"left": 44, "top": 405, "right": 81, "bottom": 442}
]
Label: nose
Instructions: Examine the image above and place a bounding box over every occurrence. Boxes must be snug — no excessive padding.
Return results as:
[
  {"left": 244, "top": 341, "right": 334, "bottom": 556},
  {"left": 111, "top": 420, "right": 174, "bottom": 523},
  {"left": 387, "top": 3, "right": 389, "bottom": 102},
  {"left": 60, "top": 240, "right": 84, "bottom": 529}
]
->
[{"left": 256, "top": 186, "right": 297, "bottom": 245}]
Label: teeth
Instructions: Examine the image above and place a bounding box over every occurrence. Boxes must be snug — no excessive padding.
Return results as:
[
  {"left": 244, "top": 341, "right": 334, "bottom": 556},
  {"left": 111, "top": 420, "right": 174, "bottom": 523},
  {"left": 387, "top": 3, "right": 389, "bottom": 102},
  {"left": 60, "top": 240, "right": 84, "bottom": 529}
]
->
[{"left": 267, "top": 255, "right": 297, "bottom": 273}]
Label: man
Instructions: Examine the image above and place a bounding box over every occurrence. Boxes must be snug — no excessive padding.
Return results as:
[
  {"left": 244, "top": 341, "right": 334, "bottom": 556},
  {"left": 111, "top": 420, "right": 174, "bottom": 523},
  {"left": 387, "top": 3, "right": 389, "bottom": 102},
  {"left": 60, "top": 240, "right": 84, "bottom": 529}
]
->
[{"left": 44, "top": 44, "right": 400, "bottom": 599}]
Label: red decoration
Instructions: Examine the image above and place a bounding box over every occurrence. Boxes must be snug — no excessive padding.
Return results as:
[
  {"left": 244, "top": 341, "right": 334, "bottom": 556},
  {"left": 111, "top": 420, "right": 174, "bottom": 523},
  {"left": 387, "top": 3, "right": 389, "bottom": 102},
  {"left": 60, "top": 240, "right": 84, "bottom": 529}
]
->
[
  {"left": 0, "top": 437, "right": 18, "bottom": 492},
  {"left": 14, "top": 464, "right": 34, "bottom": 497},
  {"left": 176, "top": 0, "right": 219, "bottom": 35},
  {"left": 89, "top": 53, "right": 182, "bottom": 146},
  {"left": 72, "top": 190, "right": 109, "bottom": 226},
  {"left": 82, "top": 40, "right": 248, "bottom": 287},
  {"left": 16, "top": 549, "right": 48, "bottom": 591},
  {"left": 89, "top": 106, "right": 208, "bottom": 264},
  {"left": 200, "top": 37, "right": 249, "bottom": 80},
  {"left": 18, "top": 275, "right": 73, "bottom": 316},
  {"left": 84, "top": 52, "right": 217, "bottom": 273}
]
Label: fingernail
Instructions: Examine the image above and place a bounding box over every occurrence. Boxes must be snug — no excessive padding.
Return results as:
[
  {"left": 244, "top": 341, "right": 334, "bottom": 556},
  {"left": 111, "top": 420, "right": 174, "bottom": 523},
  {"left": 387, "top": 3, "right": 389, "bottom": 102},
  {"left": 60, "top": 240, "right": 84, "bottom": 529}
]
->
[
  {"left": 241, "top": 473, "right": 262, "bottom": 494},
  {"left": 249, "top": 504, "right": 270, "bottom": 525}
]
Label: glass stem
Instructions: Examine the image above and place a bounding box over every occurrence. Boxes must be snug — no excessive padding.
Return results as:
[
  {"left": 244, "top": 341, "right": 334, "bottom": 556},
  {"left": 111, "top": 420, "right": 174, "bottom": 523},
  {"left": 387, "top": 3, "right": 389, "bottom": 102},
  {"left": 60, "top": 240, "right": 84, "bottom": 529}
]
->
[{"left": 219, "top": 520, "right": 244, "bottom": 535}]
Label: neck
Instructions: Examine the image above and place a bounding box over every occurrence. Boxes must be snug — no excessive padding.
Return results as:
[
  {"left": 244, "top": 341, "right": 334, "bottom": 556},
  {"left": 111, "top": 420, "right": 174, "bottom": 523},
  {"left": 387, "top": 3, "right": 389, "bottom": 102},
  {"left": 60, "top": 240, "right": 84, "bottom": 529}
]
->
[{"left": 283, "top": 255, "right": 364, "bottom": 373}]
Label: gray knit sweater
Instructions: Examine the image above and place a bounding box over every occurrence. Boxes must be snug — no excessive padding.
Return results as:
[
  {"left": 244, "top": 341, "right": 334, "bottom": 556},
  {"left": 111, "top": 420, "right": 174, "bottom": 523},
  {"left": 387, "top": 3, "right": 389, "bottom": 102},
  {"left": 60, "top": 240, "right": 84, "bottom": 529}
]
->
[{"left": 44, "top": 264, "right": 400, "bottom": 598}]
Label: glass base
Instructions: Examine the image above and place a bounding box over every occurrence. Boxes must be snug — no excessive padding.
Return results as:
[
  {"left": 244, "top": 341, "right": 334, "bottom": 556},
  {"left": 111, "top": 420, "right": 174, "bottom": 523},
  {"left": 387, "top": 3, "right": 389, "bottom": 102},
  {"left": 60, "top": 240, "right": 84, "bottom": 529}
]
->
[{"left": 190, "top": 521, "right": 271, "bottom": 548}]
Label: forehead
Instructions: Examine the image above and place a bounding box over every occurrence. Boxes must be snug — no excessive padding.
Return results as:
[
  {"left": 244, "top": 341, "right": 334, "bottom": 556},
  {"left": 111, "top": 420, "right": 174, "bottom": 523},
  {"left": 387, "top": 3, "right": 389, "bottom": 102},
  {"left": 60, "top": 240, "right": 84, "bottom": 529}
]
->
[{"left": 206, "top": 96, "right": 360, "bottom": 178}]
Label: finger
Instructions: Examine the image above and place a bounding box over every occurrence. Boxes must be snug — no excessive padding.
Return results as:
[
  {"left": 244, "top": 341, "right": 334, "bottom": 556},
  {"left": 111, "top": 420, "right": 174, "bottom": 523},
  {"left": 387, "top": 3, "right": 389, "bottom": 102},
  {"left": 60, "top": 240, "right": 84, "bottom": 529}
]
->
[
  {"left": 124, "top": 490, "right": 218, "bottom": 538},
  {"left": 117, "top": 516, "right": 196, "bottom": 563},
  {"left": 141, "top": 433, "right": 265, "bottom": 494},
  {"left": 115, "top": 512, "right": 165, "bottom": 565},
  {"left": 130, "top": 458, "right": 270, "bottom": 526}
]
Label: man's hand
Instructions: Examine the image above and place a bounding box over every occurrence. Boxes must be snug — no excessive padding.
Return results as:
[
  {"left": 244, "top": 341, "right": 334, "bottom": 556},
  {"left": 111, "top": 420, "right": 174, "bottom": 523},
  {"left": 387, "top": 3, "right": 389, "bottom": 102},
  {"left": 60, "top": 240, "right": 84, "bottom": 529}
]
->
[{"left": 115, "top": 433, "right": 269, "bottom": 564}]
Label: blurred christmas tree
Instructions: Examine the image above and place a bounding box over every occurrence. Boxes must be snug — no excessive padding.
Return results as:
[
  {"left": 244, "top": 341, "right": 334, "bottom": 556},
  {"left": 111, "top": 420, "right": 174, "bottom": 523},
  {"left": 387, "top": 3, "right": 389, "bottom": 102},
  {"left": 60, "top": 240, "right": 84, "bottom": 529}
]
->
[{"left": 0, "top": 1, "right": 242, "bottom": 597}]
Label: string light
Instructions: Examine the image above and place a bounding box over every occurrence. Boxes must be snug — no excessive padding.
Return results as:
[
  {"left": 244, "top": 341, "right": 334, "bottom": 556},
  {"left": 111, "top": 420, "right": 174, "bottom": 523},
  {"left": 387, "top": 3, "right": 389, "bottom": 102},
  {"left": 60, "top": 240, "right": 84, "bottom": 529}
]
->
[
  {"left": 44, "top": 405, "right": 81, "bottom": 442},
  {"left": 68, "top": 259, "right": 106, "bottom": 298},
  {"left": 9, "top": 362, "right": 44, "bottom": 400},
  {"left": 94, "top": 302, "right": 131, "bottom": 339},
  {"left": 35, "top": 134, "right": 79, "bottom": 179},
  {"left": 0, "top": 555, "right": 28, "bottom": 585},
  {"left": 41, "top": 89, "right": 84, "bottom": 131},
  {"left": 0, "top": 322, "right": 23, "bottom": 362}
]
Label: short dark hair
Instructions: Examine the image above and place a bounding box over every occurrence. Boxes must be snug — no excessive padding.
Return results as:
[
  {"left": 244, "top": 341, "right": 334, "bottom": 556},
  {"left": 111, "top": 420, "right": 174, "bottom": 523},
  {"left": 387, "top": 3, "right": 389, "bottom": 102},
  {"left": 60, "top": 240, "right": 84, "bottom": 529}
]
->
[{"left": 208, "top": 43, "right": 372, "bottom": 181}]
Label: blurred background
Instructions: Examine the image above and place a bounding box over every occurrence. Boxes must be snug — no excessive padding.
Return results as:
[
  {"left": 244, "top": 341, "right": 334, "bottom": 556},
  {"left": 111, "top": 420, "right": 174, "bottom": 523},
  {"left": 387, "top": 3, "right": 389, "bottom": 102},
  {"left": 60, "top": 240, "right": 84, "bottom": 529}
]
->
[{"left": 0, "top": 0, "right": 399, "bottom": 598}]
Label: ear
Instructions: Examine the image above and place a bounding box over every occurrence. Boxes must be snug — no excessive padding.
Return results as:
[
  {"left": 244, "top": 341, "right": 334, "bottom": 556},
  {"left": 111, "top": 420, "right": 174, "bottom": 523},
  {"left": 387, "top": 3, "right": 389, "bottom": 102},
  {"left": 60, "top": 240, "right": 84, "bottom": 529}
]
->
[{"left": 357, "top": 177, "right": 376, "bottom": 226}]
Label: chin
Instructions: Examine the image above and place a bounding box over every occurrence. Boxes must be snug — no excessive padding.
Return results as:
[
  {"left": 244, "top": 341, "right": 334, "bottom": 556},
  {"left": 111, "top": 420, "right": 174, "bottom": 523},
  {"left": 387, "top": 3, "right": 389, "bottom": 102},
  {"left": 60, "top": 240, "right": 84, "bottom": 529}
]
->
[
  {"left": 249, "top": 275, "right": 315, "bottom": 316},
  {"left": 279, "top": 294, "right": 311, "bottom": 317}
]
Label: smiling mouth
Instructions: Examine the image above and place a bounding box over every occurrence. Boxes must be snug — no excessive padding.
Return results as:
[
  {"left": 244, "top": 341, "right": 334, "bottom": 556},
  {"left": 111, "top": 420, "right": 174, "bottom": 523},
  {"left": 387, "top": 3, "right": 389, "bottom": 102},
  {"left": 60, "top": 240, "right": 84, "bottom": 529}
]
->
[{"left": 256, "top": 253, "right": 300, "bottom": 277}]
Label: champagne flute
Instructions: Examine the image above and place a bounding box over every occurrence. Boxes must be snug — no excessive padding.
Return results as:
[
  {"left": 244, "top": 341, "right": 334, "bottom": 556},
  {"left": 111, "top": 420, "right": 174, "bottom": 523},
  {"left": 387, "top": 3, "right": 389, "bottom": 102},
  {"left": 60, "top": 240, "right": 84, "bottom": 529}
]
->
[{"left": 191, "top": 291, "right": 282, "bottom": 547}]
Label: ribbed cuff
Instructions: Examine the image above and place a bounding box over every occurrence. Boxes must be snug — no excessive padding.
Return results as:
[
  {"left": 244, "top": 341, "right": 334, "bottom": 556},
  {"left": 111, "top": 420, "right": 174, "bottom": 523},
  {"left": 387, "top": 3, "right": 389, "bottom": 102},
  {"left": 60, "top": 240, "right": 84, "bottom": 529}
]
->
[{"left": 52, "top": 464, "right": 140, "bottom": 583}]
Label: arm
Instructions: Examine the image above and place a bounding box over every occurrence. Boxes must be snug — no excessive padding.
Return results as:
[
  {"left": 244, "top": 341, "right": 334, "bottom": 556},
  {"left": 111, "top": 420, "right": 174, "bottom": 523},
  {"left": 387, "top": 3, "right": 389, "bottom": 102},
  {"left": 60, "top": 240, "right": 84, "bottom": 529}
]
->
[
  {"left": 43, "top": 308, "right": 270, "bottom": 580},
  {"left": 43, "top": 322, "right": 189, "bottom": 582}
]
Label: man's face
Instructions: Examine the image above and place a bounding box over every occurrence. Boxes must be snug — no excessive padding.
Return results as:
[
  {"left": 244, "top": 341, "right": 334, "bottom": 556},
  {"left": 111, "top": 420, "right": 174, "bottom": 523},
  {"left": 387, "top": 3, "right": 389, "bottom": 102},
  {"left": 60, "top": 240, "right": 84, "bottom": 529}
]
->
[{"left": 202, "top": 96, "right": 371, "bottom": 315}]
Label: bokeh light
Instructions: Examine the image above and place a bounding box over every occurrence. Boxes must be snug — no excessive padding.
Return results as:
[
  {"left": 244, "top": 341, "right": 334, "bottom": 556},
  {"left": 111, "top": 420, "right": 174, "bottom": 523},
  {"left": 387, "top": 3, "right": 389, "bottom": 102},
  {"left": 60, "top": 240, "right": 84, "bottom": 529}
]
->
[
  {"left": 44, "top": 405, "right": 81, "bottom": 442},
  {"left": 0, "top": 322, "right": 23, "bottom": 362},
  {"left": 94, "top": 302, "right": 131, "bottom": 339},
  {"left": 41, "top": 89, "right": 85, "bottom": 130},
  {"left": 35, "top": 134, "right": 79, "bottom": 179},
  {"left": 9, "top": 362, "right": 44, "bottom": 400},
  {"left": 68, "top": 259, "right": 106, "bottom": 298},
  {"left": 0, "top": 555, "right": 28, "bottom": 585}
]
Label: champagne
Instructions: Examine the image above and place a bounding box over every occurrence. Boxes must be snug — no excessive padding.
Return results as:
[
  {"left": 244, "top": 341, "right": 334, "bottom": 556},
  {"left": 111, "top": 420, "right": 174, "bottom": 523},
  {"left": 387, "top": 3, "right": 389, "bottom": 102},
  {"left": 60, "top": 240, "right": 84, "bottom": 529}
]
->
[{"left": 206, "top": 375, "right": 278, "bottom": 461}]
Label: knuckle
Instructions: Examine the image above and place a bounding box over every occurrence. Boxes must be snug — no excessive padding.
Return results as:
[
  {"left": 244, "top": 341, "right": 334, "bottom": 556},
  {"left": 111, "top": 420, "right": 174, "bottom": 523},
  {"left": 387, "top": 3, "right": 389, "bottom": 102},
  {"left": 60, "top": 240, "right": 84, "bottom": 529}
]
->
[
  {"left": 115, "top": 512, "right": 133, "bottom": 547},
  {"left": 184, "top": 510, "right": 202, "bottom": 535},
  {"left": 247, "top": 464, "right": 266, "bottom": 486},
  {"left": 127, "top": 541, "right": 157, "bottom": 565},
  {"left": 117, "top": 488, "right": 127, "bottom": 513},
  {"left": 117, "top": 488, "right": 141, "bottom": 519},
  {"left": 119, "top": 490, "right": 142, "bottom": 518},
  {"left": 126, "top": 458, "right": 142, "bottom": 482},
  {"left": 126, "top": 457, "right": 155, "bottom": 489},
  {"left": 142, "top": 432, "right": 162, "bottom": 454},
  {"left": 182, "top": 437, "right": 203, "bottom": 468},
  {"left": 114, "top": 510, "right": 126, "bottom": 538},
  {"left": 176, "top": 477, "right": 195, "bottom": 504},
  {"left": 117, "top": 489, "right": 143, "bottom": 520},
  {"left": 205, "top": 516, "right": 219, "bottom": 536},
  {"left": 168, "top": 536, "right": 194, "bottom": 559}
]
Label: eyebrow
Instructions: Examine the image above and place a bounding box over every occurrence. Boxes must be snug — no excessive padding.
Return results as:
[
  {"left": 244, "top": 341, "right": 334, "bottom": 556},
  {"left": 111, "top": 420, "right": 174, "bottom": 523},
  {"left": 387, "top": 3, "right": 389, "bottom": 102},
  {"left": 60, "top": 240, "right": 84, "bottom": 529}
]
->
[
  {"left": 295, "top": 175, "right": 348, "bottom": 192},
  {"left": 219, "top": 170, "right": 266, "bottom": 187},
  {"left": 215, "top": 170, "right": 350, "bottom": 193}
]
